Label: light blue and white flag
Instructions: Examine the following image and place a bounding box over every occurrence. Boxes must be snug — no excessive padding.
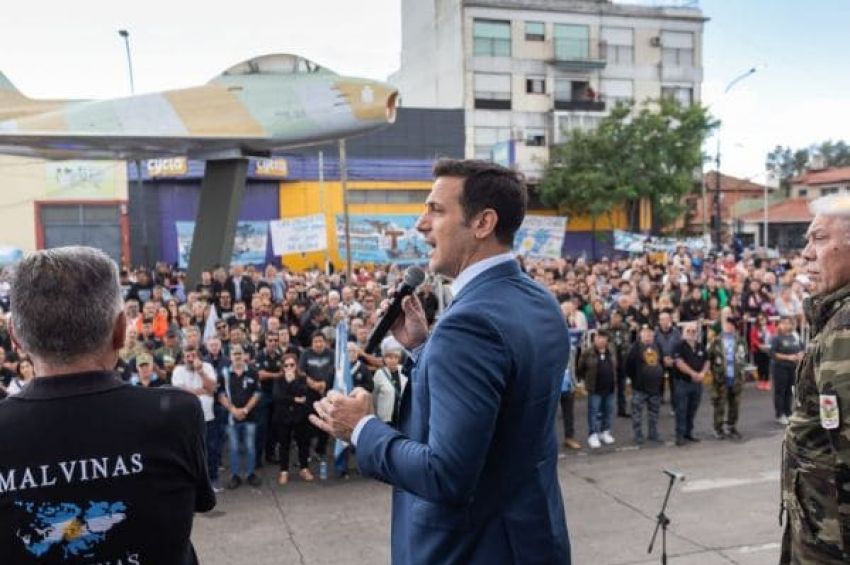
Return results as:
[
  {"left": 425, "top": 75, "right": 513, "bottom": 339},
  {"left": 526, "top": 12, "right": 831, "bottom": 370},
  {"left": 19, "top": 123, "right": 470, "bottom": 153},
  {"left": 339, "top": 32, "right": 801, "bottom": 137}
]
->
[
  {"left": 333, "top": 320, "right": 353, "bottom": 467},
  {"left": 203, "top": 304, "right": 219, "bottom": 343},
  {"left": 333, "top": 320, "right": 352, "bottom": 393}
]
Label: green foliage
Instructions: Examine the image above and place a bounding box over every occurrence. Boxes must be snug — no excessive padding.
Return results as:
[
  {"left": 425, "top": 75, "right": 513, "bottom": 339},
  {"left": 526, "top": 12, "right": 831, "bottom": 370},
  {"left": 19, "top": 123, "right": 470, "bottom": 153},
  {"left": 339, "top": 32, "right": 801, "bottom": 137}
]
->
[
  {"left": 539, "top": 98, "right": 717, "bottom": 232},
  {"left": 767, "top": 140, "right": 850, "bottom": 195}
]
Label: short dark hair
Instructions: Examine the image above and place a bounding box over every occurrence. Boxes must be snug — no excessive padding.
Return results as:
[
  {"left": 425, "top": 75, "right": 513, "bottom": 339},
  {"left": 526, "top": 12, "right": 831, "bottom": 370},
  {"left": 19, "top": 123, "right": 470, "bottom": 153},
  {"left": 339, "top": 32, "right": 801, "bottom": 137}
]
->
[{"left": 432, "top": 159, "right": 527, "bottom": 246}]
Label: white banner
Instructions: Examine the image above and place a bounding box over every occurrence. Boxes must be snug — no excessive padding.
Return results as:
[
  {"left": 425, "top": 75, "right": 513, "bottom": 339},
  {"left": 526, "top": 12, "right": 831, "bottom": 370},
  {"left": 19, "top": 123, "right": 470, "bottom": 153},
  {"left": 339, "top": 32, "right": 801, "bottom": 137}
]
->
[
  {"left": 514, "top": 215, "right": 568, "bottom": 258},
  {"left": 270, "top": 214, "right": 327, "bottom": 256}
]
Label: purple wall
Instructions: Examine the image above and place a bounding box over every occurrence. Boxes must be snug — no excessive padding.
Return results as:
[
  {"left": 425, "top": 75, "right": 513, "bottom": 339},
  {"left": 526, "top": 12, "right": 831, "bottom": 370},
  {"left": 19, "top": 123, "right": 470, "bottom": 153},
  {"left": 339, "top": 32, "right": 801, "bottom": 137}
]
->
[
  {"left": 157, "top": 181, "right": 279, "bottom": 266},
  {"left": 561, "top": 231, "right": 620, "bottom": 260}
]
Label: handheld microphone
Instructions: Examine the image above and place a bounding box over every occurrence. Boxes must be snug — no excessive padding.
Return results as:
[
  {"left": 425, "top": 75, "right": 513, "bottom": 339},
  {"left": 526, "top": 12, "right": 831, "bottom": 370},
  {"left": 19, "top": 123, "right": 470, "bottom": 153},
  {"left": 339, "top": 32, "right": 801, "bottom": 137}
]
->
[
  {"left": 363, "top": 266, "right": 426, "bottom": 355},
  {"left": 663, "top": 469, "right": 686, "bottom": 482}
]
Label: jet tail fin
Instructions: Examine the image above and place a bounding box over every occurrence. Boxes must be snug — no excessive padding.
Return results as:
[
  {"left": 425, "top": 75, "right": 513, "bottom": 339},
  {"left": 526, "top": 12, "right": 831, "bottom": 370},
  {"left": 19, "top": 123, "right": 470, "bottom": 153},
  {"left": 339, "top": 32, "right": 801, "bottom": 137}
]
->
[
  {"left": 0, "top": 72, "right": 75, "bottom": 121},
  {"left": 0, "top": 71, "right": 25, "bottom": 99}
]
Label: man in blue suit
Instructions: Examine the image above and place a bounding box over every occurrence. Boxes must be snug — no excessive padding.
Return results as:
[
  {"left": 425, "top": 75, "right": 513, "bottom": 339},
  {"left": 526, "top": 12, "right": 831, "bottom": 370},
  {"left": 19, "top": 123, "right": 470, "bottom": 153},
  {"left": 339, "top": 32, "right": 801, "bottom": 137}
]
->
[{"left": 311, "top": 159, "right": 571, "bottom": 564}]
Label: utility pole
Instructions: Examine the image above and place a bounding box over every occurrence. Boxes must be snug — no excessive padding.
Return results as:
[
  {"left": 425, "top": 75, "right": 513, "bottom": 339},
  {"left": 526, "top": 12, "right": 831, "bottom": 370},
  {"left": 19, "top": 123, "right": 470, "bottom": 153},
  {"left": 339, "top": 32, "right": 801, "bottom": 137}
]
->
[
  {"left": 318, "top": 151, "right": 330, "bottom": 273},
  {"left": 712, "top": 66, "right": 762, "bottom": 251},
  {"left": 118, "top": 29, "right": 149, "bottom": 267},
  {"left": 339, "top": 139, "right": 352, "bottom": 282}
]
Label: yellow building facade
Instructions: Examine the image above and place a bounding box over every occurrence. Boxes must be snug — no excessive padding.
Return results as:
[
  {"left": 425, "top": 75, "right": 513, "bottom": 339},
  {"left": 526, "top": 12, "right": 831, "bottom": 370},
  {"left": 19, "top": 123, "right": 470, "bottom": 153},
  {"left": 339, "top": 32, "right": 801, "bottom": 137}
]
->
[{"left": 279, "top": 179, "right": 650, "bottom": 271}]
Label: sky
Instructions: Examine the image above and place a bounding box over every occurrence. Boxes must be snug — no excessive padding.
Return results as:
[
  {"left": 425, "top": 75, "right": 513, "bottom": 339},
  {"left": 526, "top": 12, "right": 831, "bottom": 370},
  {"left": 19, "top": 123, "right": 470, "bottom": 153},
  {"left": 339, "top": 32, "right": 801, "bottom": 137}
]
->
[{"left": 0, "top": 0, "right": 848, "bottom": 180}]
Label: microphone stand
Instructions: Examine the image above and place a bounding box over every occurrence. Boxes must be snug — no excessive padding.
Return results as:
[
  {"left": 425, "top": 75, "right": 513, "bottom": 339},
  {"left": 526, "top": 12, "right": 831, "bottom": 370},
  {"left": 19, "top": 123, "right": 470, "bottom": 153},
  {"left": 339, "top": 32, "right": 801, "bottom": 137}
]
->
[{"left": 647, "top": 472, "right": 677, "bottom": 564}]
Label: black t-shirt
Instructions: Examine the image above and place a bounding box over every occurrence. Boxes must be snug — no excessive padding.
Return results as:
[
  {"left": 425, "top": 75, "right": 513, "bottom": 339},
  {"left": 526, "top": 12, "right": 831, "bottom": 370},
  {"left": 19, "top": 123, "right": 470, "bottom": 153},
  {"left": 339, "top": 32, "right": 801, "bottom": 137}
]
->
[
  {"left": 0, "top": 371, "right": 214, "bottom": 564},
  {"left": 771, "top": 333, "right": 804, "bottom": 373},
  {"left": 594, "top": 352, "right": 615, "bottom": 395},
  {"left": 298, "top": 348, "right": 334, "bottom": 388},
  {"left": 675, "top": 340, "right": 706, "bottom": 381},
  {"left": 680, "top": 299, "right": 705, "bottom": 322},
  {"left": 219, "top": 367, "right": 260, "bottom": 420},
  {"left": 254, "top": 348, "right": 283, "bottom": 395},
  {"left": 627, "top": 342, "right": 665, "bottom": 395}
]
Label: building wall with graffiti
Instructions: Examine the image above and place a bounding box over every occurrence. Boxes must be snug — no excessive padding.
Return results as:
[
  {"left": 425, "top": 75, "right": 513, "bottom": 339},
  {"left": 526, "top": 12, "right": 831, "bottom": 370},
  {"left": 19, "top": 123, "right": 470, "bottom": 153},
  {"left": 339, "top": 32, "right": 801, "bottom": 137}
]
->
[{"left": 0, "top": 155, "right": 128, "bottom": 262}]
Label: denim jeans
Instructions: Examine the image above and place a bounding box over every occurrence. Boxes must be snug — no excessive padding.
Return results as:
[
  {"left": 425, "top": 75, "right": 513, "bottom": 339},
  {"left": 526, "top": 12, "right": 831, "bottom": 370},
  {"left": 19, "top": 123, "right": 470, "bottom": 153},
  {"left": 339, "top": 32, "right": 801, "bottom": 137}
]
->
[
  {"left": 228, "top": 421, "right": 257, "bottom": 478},
  {"left": 587, "top": 392, "right": 615, "bottom": 435},
  {"left": 673, "top": 379, "right": 702, "bottom": 439}
]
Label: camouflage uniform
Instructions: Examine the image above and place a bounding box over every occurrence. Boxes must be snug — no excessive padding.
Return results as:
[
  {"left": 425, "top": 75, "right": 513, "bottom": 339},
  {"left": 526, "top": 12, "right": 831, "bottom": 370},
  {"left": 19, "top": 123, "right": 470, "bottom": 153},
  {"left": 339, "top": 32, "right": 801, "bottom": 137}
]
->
[
  {"left": 781, "top": 285, "right": 850, "bottom": 563},
  {"left": 707, "top": 332, "right": 747, "bottom": 434}
]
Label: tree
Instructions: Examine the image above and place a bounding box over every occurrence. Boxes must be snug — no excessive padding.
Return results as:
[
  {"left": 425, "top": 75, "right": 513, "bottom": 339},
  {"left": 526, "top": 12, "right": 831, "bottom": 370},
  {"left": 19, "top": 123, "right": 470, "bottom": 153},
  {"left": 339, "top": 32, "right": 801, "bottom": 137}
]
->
[
  {"left": 766, "top": 140, "right": 850, "bottom": 195},
  {"left": 766, "top": 145, "right": 810, "bottom": 195},
  {"left": 539, "top": 98, "right": 717, "bottom": 234}
]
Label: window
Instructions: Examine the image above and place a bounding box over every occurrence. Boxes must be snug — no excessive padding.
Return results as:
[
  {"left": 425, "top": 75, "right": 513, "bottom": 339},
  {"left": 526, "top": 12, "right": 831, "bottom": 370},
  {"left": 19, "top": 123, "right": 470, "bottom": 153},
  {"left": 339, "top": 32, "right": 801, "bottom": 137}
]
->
[
  {"left": 554, "top": 112, "right": 605, "bottom": 144},
  {"left": 526, "top": 75, "right": 546, "bottom": 94},
  {"left": 798, "top": 189, "right": 808, "bottom": 198},
  {"left": 474, "top": 73, "right": 511, "bottom": 109},
  {"left": 525, "top": 21, "right": 545, "bottom": 41},
  {"left": 525, "top": 127, "right": 546, "bottom": 147},
  {"left": 661, "top": 85, "right": 693, "bottom": 106},
  {"left": 601, "top": 27, "right": 634, "bottom": 64},
  {"left": 554, "top": 24, "right": 589, "bottom": 60},
  {"left": 553, "top": 79, "right": 596, "bottom": 103},
  {"left": 822, "top": 187, "right": 839, "bottom": 197},
  {"left": 474, "top": 19, "right": 511, "bottom": 57},
  {"left": 600, "top": 79, "right": 633, "bottom": 105},
  {"left": 346, "top": 190, "right": 428, "bottom": 205},
  {"left": 661, "top": 31, "right": 694, "bottom": 66},
  {"left": 474, "top": 127, "right": 511, "bottom": 159}
]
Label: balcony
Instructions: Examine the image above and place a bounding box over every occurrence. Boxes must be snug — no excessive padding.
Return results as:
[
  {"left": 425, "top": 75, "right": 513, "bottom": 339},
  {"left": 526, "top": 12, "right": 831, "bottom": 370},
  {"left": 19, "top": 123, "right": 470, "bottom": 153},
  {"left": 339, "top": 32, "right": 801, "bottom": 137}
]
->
[
  {"left": 553, "top": 99, "right": 606, "bottom": 112},
  {"left": 548, "top": 38, "right": 606, "bottom": 72}
]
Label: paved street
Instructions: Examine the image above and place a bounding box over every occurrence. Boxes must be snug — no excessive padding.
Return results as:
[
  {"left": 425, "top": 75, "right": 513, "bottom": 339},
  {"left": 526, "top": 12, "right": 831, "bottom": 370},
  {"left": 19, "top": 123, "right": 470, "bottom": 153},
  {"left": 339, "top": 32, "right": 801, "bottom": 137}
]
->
[{"left": 192, "top": 383, "right": 785, "bottom": 564}]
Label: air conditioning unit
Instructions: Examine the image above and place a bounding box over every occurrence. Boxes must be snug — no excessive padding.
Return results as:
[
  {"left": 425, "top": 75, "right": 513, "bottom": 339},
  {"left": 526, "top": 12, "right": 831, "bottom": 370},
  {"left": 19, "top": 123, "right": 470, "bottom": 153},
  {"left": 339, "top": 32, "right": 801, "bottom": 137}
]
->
[{"left": 650, "top": 36, "right": 662, "bottom": 47}]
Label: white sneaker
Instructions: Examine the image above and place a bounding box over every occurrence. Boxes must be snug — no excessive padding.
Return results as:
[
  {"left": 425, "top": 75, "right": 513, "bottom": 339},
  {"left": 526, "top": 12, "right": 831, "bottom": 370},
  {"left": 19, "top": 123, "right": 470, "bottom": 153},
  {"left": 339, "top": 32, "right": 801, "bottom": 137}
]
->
[
  {"left": 778, "top": 415, "right": 789, "bottom": 426},
  {"left": 600, "top": 430, "right": 615, "bottom": 445},
  {"left": 588, "top": 434, "right": 601, "bottom": 449}
]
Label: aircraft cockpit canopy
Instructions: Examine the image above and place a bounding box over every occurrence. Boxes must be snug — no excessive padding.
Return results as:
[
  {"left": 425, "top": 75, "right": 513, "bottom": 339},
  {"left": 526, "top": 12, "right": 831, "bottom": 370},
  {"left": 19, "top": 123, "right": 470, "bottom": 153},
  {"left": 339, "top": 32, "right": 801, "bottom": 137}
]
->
[{"left": 220, "top": 54, "right": 332, "bottom": 77}]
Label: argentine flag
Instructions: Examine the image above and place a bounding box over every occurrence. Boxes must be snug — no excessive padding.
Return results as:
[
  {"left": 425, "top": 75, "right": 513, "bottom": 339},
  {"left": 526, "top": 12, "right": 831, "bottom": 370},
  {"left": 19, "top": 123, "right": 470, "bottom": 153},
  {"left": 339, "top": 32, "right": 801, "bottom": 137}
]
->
[{"left": 333, "top": 320, "right": 353, "bottom": 470}]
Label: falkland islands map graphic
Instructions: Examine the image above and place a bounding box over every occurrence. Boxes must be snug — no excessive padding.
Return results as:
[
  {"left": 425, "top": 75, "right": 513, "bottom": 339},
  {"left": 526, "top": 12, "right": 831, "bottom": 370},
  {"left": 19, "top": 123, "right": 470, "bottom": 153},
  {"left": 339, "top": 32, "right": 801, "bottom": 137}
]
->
[{"left": 14, "top": 500, "right": 127, "bottom": 558}]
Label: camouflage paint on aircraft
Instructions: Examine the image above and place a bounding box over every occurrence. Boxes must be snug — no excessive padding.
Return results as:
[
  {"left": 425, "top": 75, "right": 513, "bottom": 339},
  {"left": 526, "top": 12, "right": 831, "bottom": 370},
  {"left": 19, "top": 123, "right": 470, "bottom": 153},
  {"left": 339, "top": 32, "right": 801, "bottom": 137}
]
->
[{"left": 0, "top": 54, "right": 398, "bottom": 161}]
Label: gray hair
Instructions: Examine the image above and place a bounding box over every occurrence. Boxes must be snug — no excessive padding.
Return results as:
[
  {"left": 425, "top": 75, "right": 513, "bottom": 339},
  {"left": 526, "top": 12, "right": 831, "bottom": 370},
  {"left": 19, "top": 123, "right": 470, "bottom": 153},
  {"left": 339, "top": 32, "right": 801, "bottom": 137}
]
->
[
  {"left": 809, "top": 195, "right": 850, "bottom": 242},
  {"left": 11, "top": 246, "right": 122, "bottom": 363}
]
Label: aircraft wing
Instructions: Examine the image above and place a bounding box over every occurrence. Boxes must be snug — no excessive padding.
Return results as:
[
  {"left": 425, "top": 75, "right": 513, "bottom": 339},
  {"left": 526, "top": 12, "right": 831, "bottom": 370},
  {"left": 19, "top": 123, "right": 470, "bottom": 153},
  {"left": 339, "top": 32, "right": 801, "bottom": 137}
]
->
[{"left": 0, "top": 133, "right": 280, "bottom": 161}]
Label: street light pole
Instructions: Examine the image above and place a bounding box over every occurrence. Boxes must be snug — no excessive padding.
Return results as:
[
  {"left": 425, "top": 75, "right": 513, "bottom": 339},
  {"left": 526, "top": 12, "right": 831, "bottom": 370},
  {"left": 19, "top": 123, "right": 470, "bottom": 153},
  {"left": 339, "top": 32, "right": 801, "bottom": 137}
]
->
[
  {"left": 712, "top": 66, "right": 762, "bottom": 251},
  {"left": 118, "top": 30, "right": 135, "bottom": 94},
  {"left": 118, "top": 29, "right": 148, "bottom": 268}
]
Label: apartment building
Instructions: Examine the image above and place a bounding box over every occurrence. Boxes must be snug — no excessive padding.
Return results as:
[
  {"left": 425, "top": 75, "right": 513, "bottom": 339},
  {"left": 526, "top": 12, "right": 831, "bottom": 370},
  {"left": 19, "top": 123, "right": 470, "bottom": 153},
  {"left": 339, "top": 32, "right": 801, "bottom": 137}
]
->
[{"left": 391, "top": 0, "right": 707, "bottom": 181}]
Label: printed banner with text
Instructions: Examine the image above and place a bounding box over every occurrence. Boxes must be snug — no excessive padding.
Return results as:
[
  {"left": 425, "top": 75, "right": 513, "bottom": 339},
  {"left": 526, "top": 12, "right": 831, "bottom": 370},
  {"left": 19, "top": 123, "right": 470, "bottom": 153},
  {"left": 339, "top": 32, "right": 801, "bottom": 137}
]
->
[
  {"left": 614, "top": 230, "right": 712, "bottom": 254},
  {"left": 335, "top": 214, "right": 429, "bottom": 265},
  {"left": 176, "top": 221, "right": 268, "bottom": 268},
  {"left": 270, "top": 215, "right": 327, "bottom": 256}
]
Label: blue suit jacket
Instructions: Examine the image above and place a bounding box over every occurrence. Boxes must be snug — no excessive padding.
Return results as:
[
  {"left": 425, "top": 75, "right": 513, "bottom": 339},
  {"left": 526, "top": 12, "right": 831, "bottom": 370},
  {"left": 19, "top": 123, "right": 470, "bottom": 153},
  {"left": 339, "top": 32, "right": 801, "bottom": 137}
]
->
[{"left": 357, "top": 260, "right": 572, "bottom": 564}]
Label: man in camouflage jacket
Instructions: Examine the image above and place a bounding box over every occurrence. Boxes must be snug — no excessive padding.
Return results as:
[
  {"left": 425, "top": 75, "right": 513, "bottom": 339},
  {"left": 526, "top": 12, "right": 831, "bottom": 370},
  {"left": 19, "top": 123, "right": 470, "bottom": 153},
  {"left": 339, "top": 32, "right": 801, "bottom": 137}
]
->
[
  {"left": 782, "top": 196, "right": 850, "bottom": 563},
  {"left": 707, "top": 316, "right": 747, "bottom": 440}
]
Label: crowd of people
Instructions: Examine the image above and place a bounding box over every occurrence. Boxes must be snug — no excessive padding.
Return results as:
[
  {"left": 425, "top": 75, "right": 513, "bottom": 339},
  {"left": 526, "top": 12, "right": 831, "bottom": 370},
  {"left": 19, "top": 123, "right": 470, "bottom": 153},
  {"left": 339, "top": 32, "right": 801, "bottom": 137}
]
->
[
  {"left": 554, "top": 247, "right": 807, "bottom": 449},
  {"left": 0, "top": 246, "right": 809, "bottom": 489}
]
